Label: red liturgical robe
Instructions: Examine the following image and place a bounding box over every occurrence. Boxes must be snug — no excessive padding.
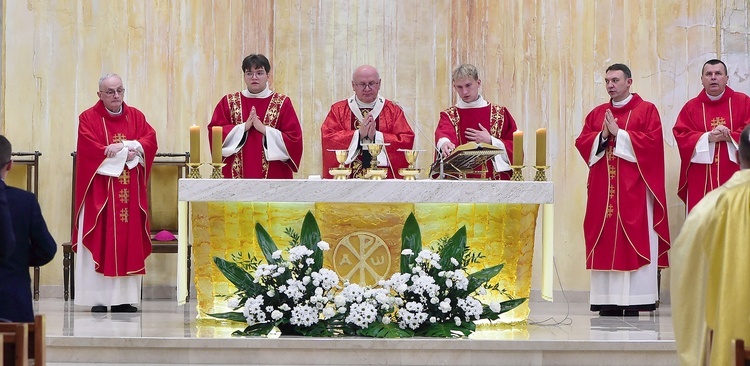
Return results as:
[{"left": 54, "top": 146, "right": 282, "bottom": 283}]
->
[
  {"left": 434, "top": 104, "right": 517, "bottom": 180},
  {"left": 673, "top": 87, "right": 750, "bottom": 211},
  {"left": 208, "top": 91, "right": 303, "bottom": 179},
  {"left": 73, "top": 101, "right": 158, "bottom": 276},
  {"left": 321, "top": 99, "right": 414, "bottom": 179},
  {"left": 575, "top": 94, "right": 670, "bottom": 271}
]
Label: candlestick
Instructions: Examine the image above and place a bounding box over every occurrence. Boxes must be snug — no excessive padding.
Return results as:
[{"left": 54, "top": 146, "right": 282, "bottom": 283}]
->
[
  {"left": 189, "top": 125, "right": 200, "bottom": 164},
  {"left": 536, "top": 128, "right": 547, "bottom": 167},
  {"left": 512, "top": 131, "right": 524, "bottom": 166},
  {"left": 211, "top": 126, "right": 223, "bottom": 164}
]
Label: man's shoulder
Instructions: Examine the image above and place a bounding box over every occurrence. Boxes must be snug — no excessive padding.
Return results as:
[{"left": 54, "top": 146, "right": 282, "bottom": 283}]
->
[{"left": 5, "top": 186, "right": 35, "bottom": 204}]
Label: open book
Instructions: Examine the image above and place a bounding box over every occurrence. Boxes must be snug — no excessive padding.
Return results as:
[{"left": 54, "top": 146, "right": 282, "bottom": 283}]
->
[{"left": 430, "top": 142, "right": 502, "bottom": 179}]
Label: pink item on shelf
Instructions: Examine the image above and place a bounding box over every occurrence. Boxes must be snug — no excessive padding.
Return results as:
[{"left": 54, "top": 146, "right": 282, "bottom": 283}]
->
[{"left": 153, "top": 230, "right": 177, "bottom": 241}]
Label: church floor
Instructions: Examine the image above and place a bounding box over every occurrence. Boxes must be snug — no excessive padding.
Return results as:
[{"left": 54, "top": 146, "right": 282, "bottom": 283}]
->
[{"left": 35, "top": 297, "right": 677, "bottom": 365}]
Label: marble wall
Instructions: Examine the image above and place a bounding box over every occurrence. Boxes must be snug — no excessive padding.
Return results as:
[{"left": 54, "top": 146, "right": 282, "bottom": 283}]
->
[{"left": 1, "top": 0, "right": 746, "bottom": 295}]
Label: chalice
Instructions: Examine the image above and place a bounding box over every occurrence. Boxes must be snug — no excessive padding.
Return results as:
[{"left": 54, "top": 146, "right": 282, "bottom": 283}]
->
[
  {"left": 398, "top": 149, "right": 423, "bottom": 180},
  {"left": 365, "top": 143, "right": 388, "bottom": 180},
  {"left": 328, "top": 149, "right": 351, "bottom": 180}
]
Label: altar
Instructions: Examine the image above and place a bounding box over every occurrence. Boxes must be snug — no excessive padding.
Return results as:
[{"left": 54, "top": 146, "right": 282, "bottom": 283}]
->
[{"left": 177, "top": 179, "right": 554, "bottom": 324}]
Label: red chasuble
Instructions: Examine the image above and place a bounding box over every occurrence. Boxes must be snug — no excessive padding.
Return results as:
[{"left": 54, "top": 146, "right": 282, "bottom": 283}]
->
[
  {"left": 434, "top": 104, "right": 517, "bottom": 180},
  {"left": 72, "top": 101, "right": 158, "bottom": 276},
  {"left": 673, "top": 87, "right": 750, "bottom": 211},
  {"left": 321, "top": 99, "right": 415, "bottom": 179},
  {"left": 575, "top": 94, "right": 670, "bottom": 271},
  {"left": 208, "top": 92, "right": 303, "bottom": 179}
]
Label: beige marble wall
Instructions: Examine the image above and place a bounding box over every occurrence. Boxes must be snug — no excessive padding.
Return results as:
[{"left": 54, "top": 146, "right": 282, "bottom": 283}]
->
[{"left": 1, "top": 0, "right": 742, "bottom": 295}]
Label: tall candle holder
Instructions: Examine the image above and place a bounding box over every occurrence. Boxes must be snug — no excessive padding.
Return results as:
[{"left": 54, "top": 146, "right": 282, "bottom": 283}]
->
[
  {"left": 187, "top": 163, "right": 202, "bottom": 179},
  {"left": 510, "top": 165, "right": 525, "bottom": 181},
  {"left": 533, "top": 166, "right": 549, "bottom": 182},
  {"left": 210, "top": 163, "right": 226, "bottom": 179}
]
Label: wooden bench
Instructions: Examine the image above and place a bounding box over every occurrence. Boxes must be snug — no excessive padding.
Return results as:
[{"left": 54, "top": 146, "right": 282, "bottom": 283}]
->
[
  {"left": 737, "top": 339, "right": 750, "bottom": 366},
  {"left": 62, "top": 152, "right": 192, "bottom": 302},
  {"left": 1, "top": 314, "right": 45, "bottom": 366}
]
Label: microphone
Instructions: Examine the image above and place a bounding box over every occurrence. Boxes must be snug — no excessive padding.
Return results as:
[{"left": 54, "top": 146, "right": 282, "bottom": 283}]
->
[{"left": 394, "top": 101, "right": 453, "bottom": 179}]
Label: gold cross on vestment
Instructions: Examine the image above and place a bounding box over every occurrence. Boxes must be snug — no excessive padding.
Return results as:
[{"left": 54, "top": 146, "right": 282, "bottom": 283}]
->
[
  {"left": 608, "top": 185, "right": 616, "bottom": 198},
  {"left": 118, "top": 169, "right": 130, "bottom": 184},
  {"left": 355, "top": 109, "right": 370, "bottom": 130},
  {"left": 119, "top": 189, "right": 129, "bottom": 204},
  {"left": 119, "top": 208, "right": 129, "bottom": 223},
  {"left": 113, "top": 133, "right": 126, "bottom": 143},
  {"left": 710, "top": 117, "right": 726, "bottom": 128},
  {"left": 606, "top": 204, "right": 614, "bottom": 218},
  {"left": 608, "top": 165, "right": 617, "bottom": 180}
]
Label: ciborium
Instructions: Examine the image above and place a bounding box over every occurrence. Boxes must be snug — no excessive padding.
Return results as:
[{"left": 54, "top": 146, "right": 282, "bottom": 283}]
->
[
  {"left": 364, "top": 143, "right": 388, "bottom": 180},
  {"left": 398, "top": 149, "right": 422, "bottom": 180},
  {"left": 328, "top": 149, "right": 351, "bottom": 180}
]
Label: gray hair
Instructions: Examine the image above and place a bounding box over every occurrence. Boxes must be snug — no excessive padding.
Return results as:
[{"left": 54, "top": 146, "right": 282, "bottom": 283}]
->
[
  {"left": 99, "top": 73, "right": 122, "bottom": 88},
  {"left": 452, "top": 64, "right": 479, "bottom": 82}
]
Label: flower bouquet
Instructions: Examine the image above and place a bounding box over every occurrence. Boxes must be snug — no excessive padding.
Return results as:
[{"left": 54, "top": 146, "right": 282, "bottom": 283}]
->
[{"left": 209, "top": 211, "right": 526, "bottom": 337}]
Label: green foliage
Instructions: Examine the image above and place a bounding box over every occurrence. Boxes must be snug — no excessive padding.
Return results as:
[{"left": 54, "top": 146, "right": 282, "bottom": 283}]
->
[
  {"left": 300, "top": 211, "right": 324, "bottom": 272},
  {"left": 212, "top": 257, "right": 261, "bottom": 294},
  {"left": 256, "top": 223, "right": 280, "bottom": 265},
  {"left": 400, "top": 213, "right": 422, "bottom": 273},
  {"left": 466, "top": 264, "right": 504, "bottom": 294},
  {"left": 417, "top": 322, "right": 475, "bottom": 338},
  {"left": 357, "top": 322, "right": 415, "bottom": 338},
  {"left": 205, "top": 311, "right": 248, "bottom": 323},
  {"left": 438, "top": 226, "right": 467, "bottom": 270},
  {"left": 284, "top": 227, "right": 300, "bottom": 246},
  {"left": 234, "top": 322, "right": 276, "bottom": 337}
]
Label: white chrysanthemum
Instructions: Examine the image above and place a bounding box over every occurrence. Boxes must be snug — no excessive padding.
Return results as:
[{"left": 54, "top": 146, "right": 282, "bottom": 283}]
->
[
  {"left": 478, "top": 286, "right": 488, "bottom": 296},
  {"left": 266, "top": 289, "right": 275, "bottom": 297},
  {"left": 382, "top": 316, "right": 391, "bottom": 325},
  {"left": 288, "top": 245, "right": 314, "bottom": 262},
  {"left": 334, "top": 294, "right": 347, "bottom": 307},
  {"left": 265, "top": 306, "right": 274, "bottom": 313},
  {"left": 272, "top": 250, "right": 282, "bottom": 260},
  {"left": 446, "top": 279, "right": 454, "bottom": 288},
  {"left": 271, "top": 310, "right": 284, "bottom": 320},
  {"left": 306, "top": 258, "right": 315, "bottom": 265},
  {"left": 322, "top": 307, "right": 336, "bottom": 320},
  {"left": 430, "top": 297, "right": 439, "bottom": 305},
  {"left": 317, "top": 241, "right": 330, "bottom": 251},
  {"left": 450, "top": 257, "right": 459, "bottom": 266},
  {"left": 281, "top": 279, "right": 306, "bottom": 300},
  {"left": 401, "top": 249, "right": 414, "bottom": 256},
  {"left": 454, "top": 317, "right": 462, "bottom": 326},
  {"left": 489, "top": 301, "right": 502, "bottom": 313},
  {"left": 290, "top": 305, "right": 319, "bottom": 327},
  {"left": 457, "top": 297, "right": 483, "bottom": 319},
  {"left": 341, "top": 283, "right": 365, "bottom": 303},
  {"left": 346, "top": 302, "right": 378, "bottom": 328},
  {"left": 311, "top": 268, "right": 339, "bottom": 290},
  {"left": 405, "top": 301, "right": 423, "bottom": 312},
  {"left": 227, "top": 297, "right": 240, "bottom": 309},
  {"left": 279, "top": 303, "right": 291, "bottom": 311},
  {"left": 429, "top": 316, "right": 437, "bottom": 323},
  {"left": 439, "top": 298, "right": 452, "bottom": 313}
]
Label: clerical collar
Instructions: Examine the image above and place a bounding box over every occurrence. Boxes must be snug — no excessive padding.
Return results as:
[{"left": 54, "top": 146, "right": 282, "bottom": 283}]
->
[
  {"left": 612, "top": 94, "right": 633, "bottom": 108},
  {"left": 106, "top": 106, "right": 123, "bottom": 115},
  {"left": 355, "top": 95, "right": 378, "bottom": 109},
  {"left": 706, "top": 90, "right": 725, "bottom": 101},
  {"left": 242, "top": 84, "right": 273, "bottom": 98},
  {"left": 456, "top": 95, "right": 488, "bottom": 109}
]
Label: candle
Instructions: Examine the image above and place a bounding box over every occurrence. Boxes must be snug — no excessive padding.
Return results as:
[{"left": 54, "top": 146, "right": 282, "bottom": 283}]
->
[
  {"left": 211, "top": 126, "right": 223, "bottom": 164},
  {"left": 513, "top": 131, "right": 524, "bottom": 166},
  {"left": 189, "top": 125, "right": 200, "bottom": 163},
  {"left": 536, "top": 128, "right": 547, "bottom": 167}
]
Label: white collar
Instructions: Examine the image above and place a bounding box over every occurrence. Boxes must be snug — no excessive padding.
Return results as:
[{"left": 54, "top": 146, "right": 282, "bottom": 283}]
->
[
  {"left": 242, "top": 84, "right": 273, "bottom": 98},
  {"left": 456, "top": 95, "right": 488, "bottom": 108},
  {"left": 612, "top": 94, "right": 632, "bottom": 108},
  {"left": 706, "top": 90, "right": 725, "bottom": 101},
  {"left": 347, "top": 94, "right": 385, "bottom": 122},
  {"left": 106, "top": 106, "right": 123, "bottom": 115},
  {"left": 354, "top": 96, "right": 377, "bottom": 108}
]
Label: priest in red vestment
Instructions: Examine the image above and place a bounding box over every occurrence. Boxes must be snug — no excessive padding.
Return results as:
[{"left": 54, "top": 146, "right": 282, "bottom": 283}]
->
[
  {"left": 73, "top": 74, "right": 158, "bottom": 313},
  {"left": 574, "top": 64, "right": 670, "bottom": 316},
  {"left": 434, "top": 64, "right": 517, "bottom": 180},
  {"left": 321, "top": 65, "right": 415, "bottom": 179},
  {"left": 208, "top": 54, "right": 303, "bottom": 179},
  {"left": 673, "top": 59, "right": 750, "bottom": 212}
]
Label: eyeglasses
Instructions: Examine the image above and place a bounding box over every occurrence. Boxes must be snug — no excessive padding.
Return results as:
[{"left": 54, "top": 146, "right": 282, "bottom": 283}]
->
[
  {"left": 245, "top": 71, "right": 267, "bottom": 78},
  {"left": 354, "top": 81, "right": 380, "bottom": 90},
  {"left": 100, "top": 88, "right": 125, "bottom": 96}
]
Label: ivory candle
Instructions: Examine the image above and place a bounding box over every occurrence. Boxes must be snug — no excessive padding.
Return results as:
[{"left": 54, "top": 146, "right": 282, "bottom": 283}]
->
[
  {"left": 211, "top": 126, "right": 223, "bottom": 164},
  {"left": 512, "top": 131, "right": 524, "bottom": 166},
  {"left": 189, "top": 125, "right": 200, "bottom": 163},
  {"left": 536, "top": 128, "right": 547, "bottom": 167}
]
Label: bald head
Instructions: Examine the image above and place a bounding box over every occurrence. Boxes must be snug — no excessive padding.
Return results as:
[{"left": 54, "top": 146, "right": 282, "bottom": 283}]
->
[{"left": 351, "top": 65, "right": 381, "bottom": 104}]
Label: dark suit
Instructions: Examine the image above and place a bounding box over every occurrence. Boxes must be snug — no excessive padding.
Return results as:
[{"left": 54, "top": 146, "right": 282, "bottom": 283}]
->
[
  {"left": 0, "top": 184, "right": 57, "bottom": 322},
  {"left": 0, "top": 180, "right": 15, "bottom": 257}
]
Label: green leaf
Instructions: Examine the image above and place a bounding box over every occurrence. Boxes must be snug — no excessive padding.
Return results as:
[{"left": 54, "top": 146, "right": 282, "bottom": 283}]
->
[
  {"left": 213, "top": 256, "right": 259, "bottom": 292},
  {"left": 466, "top": 264, "right": 504, "bottom": 294},
  {"left": 256, "top": 223, "right": 280, "bottom": 265},
  {"left": 298, "top": 322, "right": 335, "bottom": 337},
  {"left": 206, "top": 311, "right": 247, "bottom": 323},
  {"left": 417, "top": 321, "right": 475, "bottom": 338},
  {"left": 234, "top": 322, "right": 276, "bottom": 337},
  {"left": 439, "top": 226, "right": 467, "bottom": 270},
  {"left": 400, "top": 213, "right": 422, "bottom": 273},
  {"left": 357, "top": 322, "right": 414, "bottom": 338},
  {"left": 300, "top": 211, "right": 324, "bottom": 272},
  {"left": 481, "top": 298, "right": 527, "bottom": 319}
]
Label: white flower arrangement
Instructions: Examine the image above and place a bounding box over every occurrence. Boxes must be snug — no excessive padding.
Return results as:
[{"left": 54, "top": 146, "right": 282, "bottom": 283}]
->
[{"left": 209, "top": 211, "right": 525, "bottom": 338}]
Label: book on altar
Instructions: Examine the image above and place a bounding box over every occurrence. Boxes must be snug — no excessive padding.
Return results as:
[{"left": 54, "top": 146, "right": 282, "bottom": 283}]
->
[{"left": 430, "top": 142, "right": 502, "bottom": 179}]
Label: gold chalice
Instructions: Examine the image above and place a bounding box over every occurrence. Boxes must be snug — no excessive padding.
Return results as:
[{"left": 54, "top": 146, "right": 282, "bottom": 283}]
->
[
  {"left": 365, "top": 143, "right": 388, "bottom": 180},
  {"left": 398, "top": 149, "right": 423, "bottom": 180},
  {"left": 328, "top": 149, "right": 351, "bottom": 180}
]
